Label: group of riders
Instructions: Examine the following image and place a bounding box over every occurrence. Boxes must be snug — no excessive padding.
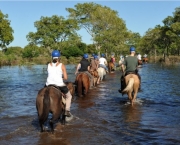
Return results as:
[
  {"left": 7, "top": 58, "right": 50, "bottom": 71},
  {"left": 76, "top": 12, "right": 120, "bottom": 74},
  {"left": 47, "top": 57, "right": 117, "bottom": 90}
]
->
[{"left": 44, "top": 46, "right": 145, "bottom": 121}]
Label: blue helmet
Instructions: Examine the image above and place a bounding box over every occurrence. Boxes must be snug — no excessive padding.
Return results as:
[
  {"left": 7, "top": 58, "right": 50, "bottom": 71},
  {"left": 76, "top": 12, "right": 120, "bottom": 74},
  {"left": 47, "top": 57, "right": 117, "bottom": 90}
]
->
[
  {"left": 52, "top": 50, "right": 60, "bottom": 57},
  {"left": 92, "top": 53, "right": 95, "bottom": 57},
  {"left": 83, "top": 54, "right": 88, "bottom": 59},
  {"left": 94, "top": 55, "right": 98, "bottom": 59},
  {"left": 101, "top": 53, "right": 105, "bottom": 57},
  {"left": 130, "top": 46, "right": 135, "bottom": 52}
]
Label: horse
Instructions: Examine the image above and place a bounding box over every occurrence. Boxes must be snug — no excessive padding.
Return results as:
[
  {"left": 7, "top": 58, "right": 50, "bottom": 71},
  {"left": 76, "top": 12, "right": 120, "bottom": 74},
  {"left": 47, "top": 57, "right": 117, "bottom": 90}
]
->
[
  {"left": 89, "top": 70, "right": 99, "bottom": 86},
  {"left": 65, "top": 82, "right": 75, "bottom": 100},
  {"left": 97, "top": 67, "right": 106, "bottom": 81},
  {"left": 122, "top": 74, "right": 140, "bottom": 106},
  {"left": 142, "top": 57, "right": 148, "bottom": 63},
  {"left": 75, "top": 72, "right": 90, "bottom": 97},
  {"left": 36, "top": 82, "right": 75, "bottom": 133},
  {"left": 36, "top": 85, "right": 66, "bottom": 133},
  {"left": 108, "top": 62, "right": 115, "bottom": 73}
]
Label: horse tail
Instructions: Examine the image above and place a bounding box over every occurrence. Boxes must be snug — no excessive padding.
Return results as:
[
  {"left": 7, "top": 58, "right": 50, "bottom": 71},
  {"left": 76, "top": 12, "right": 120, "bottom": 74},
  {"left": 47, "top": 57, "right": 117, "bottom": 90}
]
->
[
  {"left": 77, "top": 74, "right": 83, "bottom": 97},
  {"left": 39, "top": 88, "right": 50, "bottom": 124},
  {"left": 122, "top": 78, "right": 134, "bottom": 93}
]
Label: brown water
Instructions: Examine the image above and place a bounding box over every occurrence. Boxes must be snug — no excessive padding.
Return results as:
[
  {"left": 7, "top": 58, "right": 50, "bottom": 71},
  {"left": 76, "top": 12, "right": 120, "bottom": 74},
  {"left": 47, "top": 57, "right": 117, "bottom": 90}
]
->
[{"left": 0, "top": 64, "right": 180, "bottom": 145}]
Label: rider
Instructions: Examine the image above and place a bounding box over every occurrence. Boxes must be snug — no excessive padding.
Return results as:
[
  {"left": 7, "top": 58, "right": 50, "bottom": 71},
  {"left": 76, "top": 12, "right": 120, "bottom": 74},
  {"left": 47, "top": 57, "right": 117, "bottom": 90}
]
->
[
  {"left": 90, "top": 55, "right": 99, "bottom": 71},
  {"left": 110, "top": 54, "right": 116, "bottom": 69},
  {"left": 99, "top": 53, "right": 109, "bottom": 73},
  {"left": 118, "top": 46, "right": 141, "bottom": 93},
  {"left": 143, "top": 54, "right": 147, "bottom": 58},
  {"left": 75, "top": 54, "right": 94, "bottom": 89},
  {"left": 45, "top": 50, "right": 73, "bottom": 118},
  {"left": 137, "top": 53, "right": 142, "bottom": 61},
  {"left": 90, "top": 55, "right": 101, "bottom": 85},
  {"left": 119, "top": 54, "right": 124, "bottom": 66}
]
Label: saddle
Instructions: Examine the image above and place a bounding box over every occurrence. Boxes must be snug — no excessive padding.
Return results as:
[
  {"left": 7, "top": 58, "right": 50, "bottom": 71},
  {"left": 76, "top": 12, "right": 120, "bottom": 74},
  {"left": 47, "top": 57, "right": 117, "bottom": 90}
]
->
[{"left": 46, "top": 84, "right": 66, "bottom": 105}]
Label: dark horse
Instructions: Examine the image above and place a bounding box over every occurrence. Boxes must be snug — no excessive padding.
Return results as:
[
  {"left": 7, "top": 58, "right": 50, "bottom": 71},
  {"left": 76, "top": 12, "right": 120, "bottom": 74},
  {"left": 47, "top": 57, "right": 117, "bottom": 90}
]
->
[
  {"left": 142, "top": 57, "right": 148, "bottom": 63},
  {"left": 138, "top": 60, "right": 143, "bottom": 66},
  {"left": 108, "top": 62, "right": 115, "bottom": 73},
  {"left": 36, "top": 82, "right": 75, "bottom": 133},
  {"left": 75, "top": 72, "right": 90, "bottom": 97}
]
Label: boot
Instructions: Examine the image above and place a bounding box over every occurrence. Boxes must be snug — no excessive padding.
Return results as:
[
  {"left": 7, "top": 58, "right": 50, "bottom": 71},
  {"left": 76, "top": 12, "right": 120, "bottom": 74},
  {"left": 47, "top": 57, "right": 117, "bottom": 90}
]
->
[{"left": 118, "top": 76, "right": 125, "bottom": 93}]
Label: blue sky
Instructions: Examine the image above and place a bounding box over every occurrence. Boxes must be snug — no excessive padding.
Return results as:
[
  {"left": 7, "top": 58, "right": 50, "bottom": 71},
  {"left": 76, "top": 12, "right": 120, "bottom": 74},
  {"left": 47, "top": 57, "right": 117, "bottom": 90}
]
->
[{"left": 0, "top": 1, "right": 180, "bottom": 48}]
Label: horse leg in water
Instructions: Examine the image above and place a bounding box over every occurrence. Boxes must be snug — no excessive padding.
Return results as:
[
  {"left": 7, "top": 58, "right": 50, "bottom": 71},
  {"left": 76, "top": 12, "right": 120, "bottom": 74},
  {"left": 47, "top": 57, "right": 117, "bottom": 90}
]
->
[
  {"left": 77, "top": 73, "right": 83, "bottom": 97},
  {"left": 82, "top": 73, "right": 90, "bottom": 95},
  {"left": 48, "top": 88, "right": 64, "bottom": 132}
]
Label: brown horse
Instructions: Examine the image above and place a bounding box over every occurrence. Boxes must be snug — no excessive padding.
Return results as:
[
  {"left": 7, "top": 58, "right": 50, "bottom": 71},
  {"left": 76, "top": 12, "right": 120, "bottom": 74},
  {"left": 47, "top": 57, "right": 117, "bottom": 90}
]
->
[
  {"left": 75, "top": 72, "right": 90, "bottom": 97},
  {"left": 142, "top": 57, "right": 148, "bottom": 63},
  {"left": 122, "top": 74, "right": 140, "bottom": 106},
  {"left": 65, "top": 82, "right": 75, "bottom": 99},
  {"left": 36, "top": 85, "right": 66, "bottom": 133},
  {"left": 108, "top": 62, "right": 115, "bottom": 73},
  {"left": 89, "top": 70, "right": 99, "bottom": 86}
]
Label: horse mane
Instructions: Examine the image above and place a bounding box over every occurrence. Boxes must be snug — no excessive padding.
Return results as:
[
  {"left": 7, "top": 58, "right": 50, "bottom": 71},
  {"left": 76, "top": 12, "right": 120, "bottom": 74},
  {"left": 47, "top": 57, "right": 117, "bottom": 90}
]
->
[{"left": 122, "top": 78, "right": 134, "bottom": 93}]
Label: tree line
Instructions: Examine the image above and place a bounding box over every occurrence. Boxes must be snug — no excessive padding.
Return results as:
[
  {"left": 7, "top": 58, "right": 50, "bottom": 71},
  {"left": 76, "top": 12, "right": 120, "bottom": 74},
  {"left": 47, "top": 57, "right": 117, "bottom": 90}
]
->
[{"left": 0, "top": 2, "right": 180, "bottom": 65}]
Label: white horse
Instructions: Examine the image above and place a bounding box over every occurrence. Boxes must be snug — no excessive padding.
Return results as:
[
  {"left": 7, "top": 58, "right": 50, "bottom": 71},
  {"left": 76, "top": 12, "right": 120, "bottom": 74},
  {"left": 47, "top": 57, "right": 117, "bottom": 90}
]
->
[{"left": 97, "top": 67, "right": 106, "bottom": 81}]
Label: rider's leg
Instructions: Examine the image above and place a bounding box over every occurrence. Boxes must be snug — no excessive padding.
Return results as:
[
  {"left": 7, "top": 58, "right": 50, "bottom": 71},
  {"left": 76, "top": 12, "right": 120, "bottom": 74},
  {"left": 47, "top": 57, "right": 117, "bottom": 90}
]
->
[
  {"left": 86, "top": 71, "right": 94, "bottom": 88},
  {"left": 59, "top": 86, "right": 73, "bottom": 118},
  {"left": 65, "top": 91, "right": 72, "bottom": 117},
  {"left": 118, "top": 75, "right": 125, "bottom": 93}
]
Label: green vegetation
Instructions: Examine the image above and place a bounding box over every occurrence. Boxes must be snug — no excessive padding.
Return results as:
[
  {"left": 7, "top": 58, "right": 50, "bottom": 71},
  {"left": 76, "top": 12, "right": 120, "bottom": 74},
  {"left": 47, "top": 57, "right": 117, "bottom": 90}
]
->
[{"left": 0, "top": 2, "right": 180, "bottom": 66}]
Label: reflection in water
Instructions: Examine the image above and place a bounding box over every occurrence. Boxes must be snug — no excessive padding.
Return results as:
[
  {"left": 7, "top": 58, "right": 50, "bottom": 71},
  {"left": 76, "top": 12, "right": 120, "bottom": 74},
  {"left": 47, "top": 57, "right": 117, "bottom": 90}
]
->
[{"left": 0, "top": 64, "right": 180, "bottom": 145}]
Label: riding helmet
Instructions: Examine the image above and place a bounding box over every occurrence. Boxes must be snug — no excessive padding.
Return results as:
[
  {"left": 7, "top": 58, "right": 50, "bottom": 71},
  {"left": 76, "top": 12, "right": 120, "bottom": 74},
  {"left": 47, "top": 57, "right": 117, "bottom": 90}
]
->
[
  {"left": 101, "top": 53, "right": 105, "bottom": 57},
  {"left": 94, "top": 55, "right": 98, "bottom": 59},
  {"left": 130, "top": 46, "right": 135, "bottom": 52},
  {"left": 92, "top": 53, "right": 95, "bottom": 57},
  {"left": 52, "top": 50, "right": 61, "bottom": 57},
  {"left": 83, "top": 54, "right": 88, "bottom": 59}
]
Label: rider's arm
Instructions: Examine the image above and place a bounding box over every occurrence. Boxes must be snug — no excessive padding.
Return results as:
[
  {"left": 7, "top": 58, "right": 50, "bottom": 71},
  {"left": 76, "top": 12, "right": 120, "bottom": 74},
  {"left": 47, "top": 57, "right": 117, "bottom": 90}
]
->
[
  {"left": 75, "top": 63, "right": 81, "bottom": 75},
  {"left": 104, "top": 59, "right": 107, "bottom": 65},
  {"left": 121, "top": 64, "right": 125, "bottom": 73},
  {"left": 88, "top": 66, "right": 90, "bottom": 71},
  {"left": 62, "top": 64, "right": 68, "bottom": 80}
]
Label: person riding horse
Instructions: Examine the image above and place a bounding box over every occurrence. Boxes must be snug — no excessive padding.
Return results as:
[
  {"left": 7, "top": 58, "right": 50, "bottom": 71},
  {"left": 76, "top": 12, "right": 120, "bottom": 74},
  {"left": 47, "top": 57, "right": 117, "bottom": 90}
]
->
[
  {"left": 118, "top": 46, "right": 141, "bottom": 93},
  {"left": 110, "top": 54, "right": 116, "bottom": 69},
  {"left": 45, "top": 50, "right": 73, "bottom": 119},
  {"left": 75, "top": 54, "right": 94, "bottom": 89},
  {"left": 90, "top": 55, "right": 101, "bottom": 85},
  {"left": 99, "top": 53, "right": 109, "bottom": 73}
]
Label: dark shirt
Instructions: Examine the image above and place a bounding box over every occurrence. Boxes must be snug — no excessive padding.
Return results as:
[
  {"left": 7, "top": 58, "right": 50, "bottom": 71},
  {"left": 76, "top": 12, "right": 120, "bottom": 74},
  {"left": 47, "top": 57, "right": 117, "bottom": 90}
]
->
[
  {"left": 78, "top": 58, "right": 90, "bottom": 72},
  {"left": 123, "top": 56, "right": 138, "bottom": 73}
]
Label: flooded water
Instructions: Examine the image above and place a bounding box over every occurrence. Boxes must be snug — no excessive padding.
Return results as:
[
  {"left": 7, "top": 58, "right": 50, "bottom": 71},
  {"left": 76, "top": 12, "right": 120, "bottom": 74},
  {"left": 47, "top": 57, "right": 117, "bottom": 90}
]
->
[{"left": 0, "top": 63, "right": 180, "bottom": 145}]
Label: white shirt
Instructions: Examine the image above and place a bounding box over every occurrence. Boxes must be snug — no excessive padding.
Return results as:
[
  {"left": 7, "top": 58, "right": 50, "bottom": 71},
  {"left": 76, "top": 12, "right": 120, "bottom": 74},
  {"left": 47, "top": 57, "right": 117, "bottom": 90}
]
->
[
  {"left": 137, "top": 54, "right": 142, "bottom": 60},
  {"left": 46, "top": 63, "right": 65, "bottom": 86},
  {"left": 99, "top": 57, "right": 107, "bottom": 65}
]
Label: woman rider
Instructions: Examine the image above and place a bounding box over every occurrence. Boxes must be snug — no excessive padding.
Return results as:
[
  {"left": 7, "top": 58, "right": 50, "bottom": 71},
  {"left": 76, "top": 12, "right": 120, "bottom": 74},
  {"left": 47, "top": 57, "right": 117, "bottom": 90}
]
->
[{"left": 45, "top": 50, "right": 73, "bottom": 118}]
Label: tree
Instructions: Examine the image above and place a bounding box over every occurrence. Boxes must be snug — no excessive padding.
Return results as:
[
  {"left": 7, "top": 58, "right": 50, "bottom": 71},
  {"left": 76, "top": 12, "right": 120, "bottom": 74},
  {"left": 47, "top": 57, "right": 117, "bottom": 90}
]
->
[
  {"left": 0, "top": 10, "right": 14, "bottom": 49},
  {"left": 67, "top": 2, "right": 129, "bottom": 56},
  {"left": 26, "top": 15, "right": 80, "bottom": 52},
  {"left": 22, "top": 44, "right": 41, "bottom": 60}
]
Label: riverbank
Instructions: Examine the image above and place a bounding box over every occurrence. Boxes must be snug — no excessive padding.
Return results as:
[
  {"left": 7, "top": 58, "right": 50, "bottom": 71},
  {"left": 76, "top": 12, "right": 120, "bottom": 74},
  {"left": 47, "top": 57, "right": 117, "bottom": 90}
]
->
[{"left": 0, "top": 55, "right": 179, "bottom": 66}]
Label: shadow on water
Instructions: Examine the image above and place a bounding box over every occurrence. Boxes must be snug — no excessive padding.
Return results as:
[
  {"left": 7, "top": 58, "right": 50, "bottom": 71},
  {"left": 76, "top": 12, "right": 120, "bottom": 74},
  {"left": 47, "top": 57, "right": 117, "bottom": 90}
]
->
[{"left": 0, "top": 63, "right": 180, "bottom": 145}]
